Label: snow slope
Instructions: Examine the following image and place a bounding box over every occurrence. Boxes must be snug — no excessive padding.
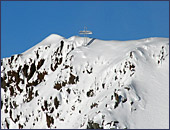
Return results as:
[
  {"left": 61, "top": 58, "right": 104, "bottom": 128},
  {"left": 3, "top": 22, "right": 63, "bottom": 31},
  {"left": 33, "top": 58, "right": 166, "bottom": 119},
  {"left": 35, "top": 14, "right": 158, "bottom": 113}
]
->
[{"left": 1, "top": 34, "right": 169, "bottom": 129}]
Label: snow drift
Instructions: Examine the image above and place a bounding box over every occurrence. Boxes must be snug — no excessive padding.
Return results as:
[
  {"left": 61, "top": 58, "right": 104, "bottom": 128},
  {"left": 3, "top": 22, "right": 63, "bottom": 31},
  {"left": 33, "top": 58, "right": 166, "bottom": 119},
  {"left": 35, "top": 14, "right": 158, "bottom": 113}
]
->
[{"left": 1, "top": 34, "right": 169, "bottom": 129}]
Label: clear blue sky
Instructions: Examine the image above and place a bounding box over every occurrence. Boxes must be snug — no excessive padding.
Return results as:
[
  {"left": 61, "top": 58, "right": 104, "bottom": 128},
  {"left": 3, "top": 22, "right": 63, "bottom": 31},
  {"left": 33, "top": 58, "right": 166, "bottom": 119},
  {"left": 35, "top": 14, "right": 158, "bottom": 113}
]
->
[{"left": 1, "top": 1, "right": 169, "bottom": 58}]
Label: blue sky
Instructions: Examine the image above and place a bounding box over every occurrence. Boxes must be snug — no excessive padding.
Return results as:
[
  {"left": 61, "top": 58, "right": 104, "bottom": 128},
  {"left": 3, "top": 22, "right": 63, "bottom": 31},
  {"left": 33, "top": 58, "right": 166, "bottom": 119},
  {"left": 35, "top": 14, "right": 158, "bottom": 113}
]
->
[{"left": 1, "top": 1, "right": 169, "bottom": 58}]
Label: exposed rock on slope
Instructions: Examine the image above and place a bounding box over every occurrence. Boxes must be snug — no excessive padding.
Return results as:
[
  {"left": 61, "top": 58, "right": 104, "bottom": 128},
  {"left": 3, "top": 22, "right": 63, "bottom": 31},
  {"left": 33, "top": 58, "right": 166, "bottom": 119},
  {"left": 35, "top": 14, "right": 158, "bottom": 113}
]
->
[{"left": 1, "top": 34, "right": 169, "bottom": 129}]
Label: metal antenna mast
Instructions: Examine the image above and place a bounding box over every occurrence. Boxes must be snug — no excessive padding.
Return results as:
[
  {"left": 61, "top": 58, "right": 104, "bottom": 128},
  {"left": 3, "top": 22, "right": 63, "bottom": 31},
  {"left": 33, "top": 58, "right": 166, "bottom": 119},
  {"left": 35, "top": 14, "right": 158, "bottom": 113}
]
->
[{"left": 79, "top": 26, "right": 92, "bottom": 45}]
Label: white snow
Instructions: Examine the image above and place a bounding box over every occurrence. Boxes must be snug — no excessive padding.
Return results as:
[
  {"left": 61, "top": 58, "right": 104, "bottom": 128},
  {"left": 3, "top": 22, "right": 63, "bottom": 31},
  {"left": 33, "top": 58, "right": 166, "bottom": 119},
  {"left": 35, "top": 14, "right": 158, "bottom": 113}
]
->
[{"left": 1, "top": 34, "right": 169, "bottom": 129}]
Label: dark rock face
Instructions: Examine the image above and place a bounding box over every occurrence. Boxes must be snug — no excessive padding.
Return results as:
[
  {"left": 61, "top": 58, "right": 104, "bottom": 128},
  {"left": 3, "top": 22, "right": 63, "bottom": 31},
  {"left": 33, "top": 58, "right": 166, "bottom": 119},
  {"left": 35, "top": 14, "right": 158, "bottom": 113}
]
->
[
  {"left": 54, "top": 73, "right": 79, "bottom": 90},
  {"left": 54, "top": 97, "right": 60, "bottom": 109},
  {"left": 23, "top": 64, "right": 29, "bottom": 77},
  {"left": 27, "top": 62, "right": 36, "bottom": 81},
  {"left": 46, "top": 114, "right": 54, "bottom": 128},
  {"left": 68, "top": 73, "right": 79, "bottom": 84},
  {"left": 87, "top": 120, "right": 103, "bottom": 129},
  {"left": 1, "top": 39, "right": 82, "bottom": 129},
  {"left": 87, "top": 89, "right": 94, "bottom": 97},
  {"left": 37, "top": 59, "right": 45, "bottom": 70}
]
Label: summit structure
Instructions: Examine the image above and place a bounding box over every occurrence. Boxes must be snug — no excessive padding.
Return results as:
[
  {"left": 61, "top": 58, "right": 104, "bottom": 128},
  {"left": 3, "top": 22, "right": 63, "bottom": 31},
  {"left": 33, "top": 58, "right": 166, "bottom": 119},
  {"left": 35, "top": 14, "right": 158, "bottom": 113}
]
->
[{"left": 79, "top": 26, "right": 92, "bottom": 45}]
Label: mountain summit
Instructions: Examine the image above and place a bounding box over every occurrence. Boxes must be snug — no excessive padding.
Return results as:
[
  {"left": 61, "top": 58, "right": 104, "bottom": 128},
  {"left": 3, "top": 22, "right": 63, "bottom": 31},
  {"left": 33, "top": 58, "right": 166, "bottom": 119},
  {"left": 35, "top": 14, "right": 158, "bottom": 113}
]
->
[{"left": 1, "top": 34, "right": 169, "bottom": 129}]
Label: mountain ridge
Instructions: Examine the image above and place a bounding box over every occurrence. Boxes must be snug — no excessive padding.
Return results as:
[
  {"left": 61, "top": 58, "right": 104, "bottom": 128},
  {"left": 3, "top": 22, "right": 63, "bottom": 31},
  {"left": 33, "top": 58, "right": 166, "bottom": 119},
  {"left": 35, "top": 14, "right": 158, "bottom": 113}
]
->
[{"left": 1, "top": 34, "right": 169, "bottom": 129}]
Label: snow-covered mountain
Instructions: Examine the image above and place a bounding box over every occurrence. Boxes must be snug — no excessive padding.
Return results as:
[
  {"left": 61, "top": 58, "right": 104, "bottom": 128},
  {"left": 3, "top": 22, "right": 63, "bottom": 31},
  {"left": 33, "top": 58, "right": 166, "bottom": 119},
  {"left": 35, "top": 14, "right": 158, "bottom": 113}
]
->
[{"left": 1, "top": 34, "right": 169, "bottom": 129}]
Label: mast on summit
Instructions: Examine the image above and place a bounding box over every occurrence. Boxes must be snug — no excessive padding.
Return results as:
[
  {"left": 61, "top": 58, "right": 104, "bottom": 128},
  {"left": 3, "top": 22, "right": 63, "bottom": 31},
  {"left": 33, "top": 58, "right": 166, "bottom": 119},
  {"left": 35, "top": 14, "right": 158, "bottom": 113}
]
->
[{"left": 79, "top": 26, "right": 92, "bottom": 45}]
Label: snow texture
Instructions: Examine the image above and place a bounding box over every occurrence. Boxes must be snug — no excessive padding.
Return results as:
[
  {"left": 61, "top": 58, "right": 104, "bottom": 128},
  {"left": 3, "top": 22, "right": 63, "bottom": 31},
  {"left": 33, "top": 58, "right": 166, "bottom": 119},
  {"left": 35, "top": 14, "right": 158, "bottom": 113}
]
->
[{"left": 1, "top": 34, "right": 169, "bottom": 129}]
